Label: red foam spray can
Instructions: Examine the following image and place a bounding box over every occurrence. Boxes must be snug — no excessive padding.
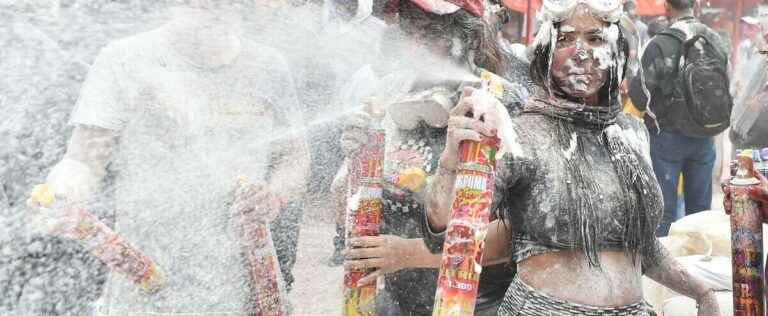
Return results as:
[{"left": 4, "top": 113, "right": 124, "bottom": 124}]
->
[
  {"left": 343, "top": 109, "right": 385, "bottom": 316},
  {"left": 432, "top": 136, "right": 499, "bottom": 316},
  {"left": 232, "top": 177, "right": 288, "bottom": 316},
  {"left": 29, "top": 184, "right": 166, "bottom": 293}
]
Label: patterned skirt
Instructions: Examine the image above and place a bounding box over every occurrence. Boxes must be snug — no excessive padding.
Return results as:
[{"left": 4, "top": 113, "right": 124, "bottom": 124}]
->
[{"left": 498, "top": 277, "right": 652, "bottom": 316}]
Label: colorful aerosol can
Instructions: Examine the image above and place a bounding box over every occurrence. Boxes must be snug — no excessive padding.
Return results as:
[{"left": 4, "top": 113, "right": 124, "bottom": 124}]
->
[
  {"left": 343, "top": 119, "right": 385, "bottom": 316},
  {"left": 432, "top": 136, "right": 499, "bottom": 316},
  {"left": 730, "top": 151, "right": 764, "bottom": 316},
  {"left": 232, "top": 177, "right": 287, "bottom": 316},
  {"left": 29, "top": 184, "right": 166, "bottom": 293}
]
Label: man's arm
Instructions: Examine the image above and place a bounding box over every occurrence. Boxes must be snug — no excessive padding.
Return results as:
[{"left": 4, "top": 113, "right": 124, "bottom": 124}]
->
[{"left": 46, "top": 126, "right": 118, "bottom": 202}]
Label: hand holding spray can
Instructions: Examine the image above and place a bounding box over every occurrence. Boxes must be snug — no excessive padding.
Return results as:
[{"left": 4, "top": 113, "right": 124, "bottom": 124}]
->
[
  {"left": 432, "top": 70, "right": 503, "bottom": 316},
  {"left": 28, "top": 184, "right": 166, "bottom": 293},
  {"left": 344, "top": 101, "right": 385, "bottom": 316},
  {"left": 231, "top": 176, "right": 287, "bottom": 316},
  {"left": 432, "top": 136, "right": 499, "bottom": 316},
  {"left": 729, "top": 151, "right": 764, "bottom": 316}
]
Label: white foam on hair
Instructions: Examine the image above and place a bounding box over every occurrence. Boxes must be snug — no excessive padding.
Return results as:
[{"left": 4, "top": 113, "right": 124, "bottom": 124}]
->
[{"left": 559, "top": 25, "right": 576, "bottom": 33}]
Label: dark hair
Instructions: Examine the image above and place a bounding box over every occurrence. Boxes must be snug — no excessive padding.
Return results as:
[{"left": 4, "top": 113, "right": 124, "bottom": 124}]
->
[
  {"left": 529, "top": 21, "right": 631, "bottom": 106},
  {"left": 397, "top": 1, "right": 505, "bottom": 74},
  {"left": 666, "top": 0, "right": 694, "bottom": 11},
  {"left": 648, "top": 16, "right": 669, "bottom": 37}
]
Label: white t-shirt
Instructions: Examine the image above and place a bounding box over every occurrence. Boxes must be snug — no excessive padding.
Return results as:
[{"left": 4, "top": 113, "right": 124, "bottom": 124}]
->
[{"left": 71, "top": 27, "right": 304, "bottom": 315}]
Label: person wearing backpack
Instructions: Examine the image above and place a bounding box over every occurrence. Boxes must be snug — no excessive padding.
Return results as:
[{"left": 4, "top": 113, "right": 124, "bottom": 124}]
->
[
  {"left": 730, "top": 12, "right": 768, "bottom": 151},
  {"left": 629, "top": 0, "right": 732, "bottom": 236}
]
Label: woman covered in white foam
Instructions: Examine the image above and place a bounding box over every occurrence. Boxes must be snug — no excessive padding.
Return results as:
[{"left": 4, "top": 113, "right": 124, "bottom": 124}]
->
[{"left": 422, "top": 0, "right": 722, "bottom": 314}]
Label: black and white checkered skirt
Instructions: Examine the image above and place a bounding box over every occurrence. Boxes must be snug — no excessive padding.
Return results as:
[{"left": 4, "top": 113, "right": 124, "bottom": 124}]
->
[{"left": 498, "top": 277, "right": 652, "bottom": 316}]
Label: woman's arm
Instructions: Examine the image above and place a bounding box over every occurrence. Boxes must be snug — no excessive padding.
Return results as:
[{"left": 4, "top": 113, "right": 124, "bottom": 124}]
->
[
  {"left": 424, "top": 160, "right": 459, "bottom": 232},
  {"left": 424, "top": 88, "right": 500, "bottom": 232},
  {"left": 643, "top": 241, "right": 720, "bottom": 316},
  {"left": 345, "top": 217, "right": 512, "bottom": 286},
  {"left": 344, "top": 235, "right": 441, "bottom": 286}
]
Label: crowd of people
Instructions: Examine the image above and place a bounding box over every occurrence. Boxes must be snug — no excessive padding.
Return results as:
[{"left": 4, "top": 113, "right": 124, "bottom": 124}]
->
[{"left": 1, "top": 0, "right": 768, "bottom": 315}]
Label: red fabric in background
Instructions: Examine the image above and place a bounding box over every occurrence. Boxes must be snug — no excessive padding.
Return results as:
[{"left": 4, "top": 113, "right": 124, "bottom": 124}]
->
[
  {"left": 707, "top": 0, "right": 760, "bottom": 10},
  {"left": 636, "top": 0, "right": 666, "bottom": 16},
  {"left": 502, "top": 0, "right": 541, "bottom": 13},
  {"left": 384, "top": 0, "right": 485, "bottom": 17},
  {"left": 636, "top": 0, "right": 761, "bottom": 16},
  {"left": 501, "top": 0, "right": 762, "bottom": 16},
  {"left": 446, "top": 0, "right": 485, "bottom": 17}
]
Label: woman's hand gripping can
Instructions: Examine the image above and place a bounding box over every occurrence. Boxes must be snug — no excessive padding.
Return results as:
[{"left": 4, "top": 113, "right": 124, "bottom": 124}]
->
[{"left": 343, "top": 112, "right": 385, "bottom": 316}]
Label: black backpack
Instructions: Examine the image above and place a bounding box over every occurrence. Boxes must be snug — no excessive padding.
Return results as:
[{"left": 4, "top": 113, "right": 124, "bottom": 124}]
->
[{"left": 657, "top": 24, "right": 733, "bottom": 137}]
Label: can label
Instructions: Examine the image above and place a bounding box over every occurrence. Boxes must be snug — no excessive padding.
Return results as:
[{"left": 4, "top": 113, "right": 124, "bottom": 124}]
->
[
  {"left": 344, "top": 130, "right": 384, "bottom": 316},
  {"left": 433, "top": 137, "right": 499, "bottom": 316},
  {"left": 731, "top": 184, "right": 765, "bottom": 316}
]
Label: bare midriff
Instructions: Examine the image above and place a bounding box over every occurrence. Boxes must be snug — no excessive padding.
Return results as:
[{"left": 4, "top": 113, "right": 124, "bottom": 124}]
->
[{"left": 517, "top": 250, "right": 644, "bottom": 307}]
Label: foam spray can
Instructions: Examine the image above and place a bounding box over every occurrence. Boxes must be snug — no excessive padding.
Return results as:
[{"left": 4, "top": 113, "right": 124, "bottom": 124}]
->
[
  {"left": 730, "top": 150, "right": 764, "bottom": 316},
  {"left": 431, "top": 136, "right": 499, "bottom": 316},
  {"left": 29, "top": 184, "right": 166, "bottom": 293},
  {"left": 232, "top": 177, "right": 287, "bottom": 316},
  {"left": 431, "top": 70, "right": 507, "bottom": 316},
  {"left": 343, "top": 102, "right": 385, "bottom": 316}
]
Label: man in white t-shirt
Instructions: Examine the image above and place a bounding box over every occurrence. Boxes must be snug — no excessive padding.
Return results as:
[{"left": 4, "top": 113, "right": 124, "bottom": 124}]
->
[{"left": 33, "top": 1, "right": 309, "bottom": 315}]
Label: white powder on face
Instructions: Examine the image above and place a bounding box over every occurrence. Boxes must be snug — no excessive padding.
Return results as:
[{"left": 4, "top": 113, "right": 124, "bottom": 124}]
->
[
  {"left": 569, "top": 77, "right": 589, "bottom": 93},
  {"left": 592, "top": 46, "right": 614, "bottom": 70},
  {"left": 593, "top": 25, "right": 620, "bottom": 71}
]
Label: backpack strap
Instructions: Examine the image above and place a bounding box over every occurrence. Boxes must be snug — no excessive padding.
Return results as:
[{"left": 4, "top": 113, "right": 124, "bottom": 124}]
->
[{"left": 653, "top": 29, "right": 686, "bottom": 94}]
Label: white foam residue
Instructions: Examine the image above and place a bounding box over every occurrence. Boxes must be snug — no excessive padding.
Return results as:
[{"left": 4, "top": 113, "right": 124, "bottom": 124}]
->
[
  {"left": 593, "top": 46, "right": 614, "bottom": 70},
  {"left": 495, "top": 102, "right": 525, "bottom": 160},
  {"left": 347, "top": 191, "right": 361, "bottom": 212},
  {"left": 559, "top": 25, "right": 576, "bottom": 33},
  {"left": 562, "top": 132, "right": 578, "bottom": 160},
  {"left": 605, "top": 24, "right": 620, "bottom": 43}
]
